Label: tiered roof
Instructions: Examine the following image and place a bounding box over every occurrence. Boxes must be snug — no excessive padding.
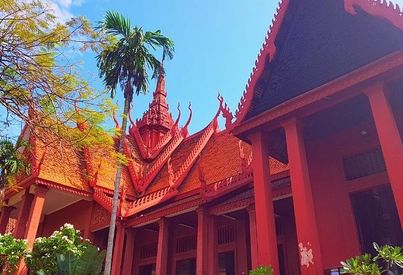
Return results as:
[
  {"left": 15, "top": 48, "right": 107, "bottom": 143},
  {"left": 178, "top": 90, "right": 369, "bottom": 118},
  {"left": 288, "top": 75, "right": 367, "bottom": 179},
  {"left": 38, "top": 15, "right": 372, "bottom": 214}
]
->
[
  {"left": 12, "top": 69, "right": 287, "bottom": 219},
  {"left": 12, "top": 0, "right": 401, "bottom": 218}
]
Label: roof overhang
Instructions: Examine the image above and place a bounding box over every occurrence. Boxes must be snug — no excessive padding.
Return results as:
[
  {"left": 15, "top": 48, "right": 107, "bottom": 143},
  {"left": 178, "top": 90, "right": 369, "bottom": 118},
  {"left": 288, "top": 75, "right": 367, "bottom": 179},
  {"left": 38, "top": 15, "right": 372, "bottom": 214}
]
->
[{"left": 233, "top": 50, "right": 403, "bottom": 139}]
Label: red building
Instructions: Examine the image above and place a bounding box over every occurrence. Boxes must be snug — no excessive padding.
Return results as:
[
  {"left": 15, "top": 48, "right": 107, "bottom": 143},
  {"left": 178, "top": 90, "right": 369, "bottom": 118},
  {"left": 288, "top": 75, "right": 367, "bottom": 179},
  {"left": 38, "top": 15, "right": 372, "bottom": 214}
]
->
[{"left": 1, "top": 0, "right": 403, "bottom": 274}]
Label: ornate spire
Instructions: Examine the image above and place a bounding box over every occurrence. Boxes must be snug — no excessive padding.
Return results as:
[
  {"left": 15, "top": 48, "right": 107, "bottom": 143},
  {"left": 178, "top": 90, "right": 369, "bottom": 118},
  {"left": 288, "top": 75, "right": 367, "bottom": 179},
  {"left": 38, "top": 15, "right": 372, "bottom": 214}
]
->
[
  {"left": 135, "top": 66, "right": 174, "bottom": 149},
  {"left": 137, "top": 68, "right": 173, "bottom": 131}
]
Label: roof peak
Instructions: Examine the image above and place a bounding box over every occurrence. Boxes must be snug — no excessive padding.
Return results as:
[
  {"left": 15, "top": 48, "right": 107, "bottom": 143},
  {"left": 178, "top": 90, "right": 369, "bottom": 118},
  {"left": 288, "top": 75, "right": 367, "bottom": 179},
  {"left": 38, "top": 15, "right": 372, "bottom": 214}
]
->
[{"left": 136, "top": 68, "right": 174, "bottom": 130}]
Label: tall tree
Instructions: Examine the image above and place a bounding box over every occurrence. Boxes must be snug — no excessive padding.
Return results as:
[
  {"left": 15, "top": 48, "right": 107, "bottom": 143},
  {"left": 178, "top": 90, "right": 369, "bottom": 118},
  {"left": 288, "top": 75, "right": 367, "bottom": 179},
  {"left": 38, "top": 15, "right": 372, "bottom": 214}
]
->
[
  {"left": 96, "top": 11, "right": 174, "bottom": 274},
  {"left": 0, "top": 0, "right": 109, "bottom": 144}
]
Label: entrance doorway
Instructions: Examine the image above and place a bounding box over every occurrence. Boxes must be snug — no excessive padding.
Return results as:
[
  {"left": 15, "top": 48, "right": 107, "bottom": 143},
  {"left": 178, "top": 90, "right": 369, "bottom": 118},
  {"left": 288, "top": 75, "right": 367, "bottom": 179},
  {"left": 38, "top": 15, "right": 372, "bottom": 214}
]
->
[
  {"left": 218, "top": 251, "right": 235, "bottom": 275},
  {"left": 351, "top": 185, "right": 402, "bottom": 254}
]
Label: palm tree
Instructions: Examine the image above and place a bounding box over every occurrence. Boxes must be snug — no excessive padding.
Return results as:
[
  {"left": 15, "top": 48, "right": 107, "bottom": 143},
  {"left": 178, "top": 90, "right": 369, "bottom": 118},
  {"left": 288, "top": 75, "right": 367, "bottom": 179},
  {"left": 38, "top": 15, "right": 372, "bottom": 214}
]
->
[
  {"left": 0, "top": 139, "right": 29, "bottom": 204},
  {"left": 96, "top": 11, "right": 174, "bottom": 275}
]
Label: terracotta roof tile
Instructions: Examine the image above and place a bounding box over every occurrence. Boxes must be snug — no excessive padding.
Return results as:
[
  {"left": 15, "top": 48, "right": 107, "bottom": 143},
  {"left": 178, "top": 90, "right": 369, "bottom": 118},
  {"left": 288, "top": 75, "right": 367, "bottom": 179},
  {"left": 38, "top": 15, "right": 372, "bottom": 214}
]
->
[{"left": 35, "top": 132, "right": 90, "bottom": 192}]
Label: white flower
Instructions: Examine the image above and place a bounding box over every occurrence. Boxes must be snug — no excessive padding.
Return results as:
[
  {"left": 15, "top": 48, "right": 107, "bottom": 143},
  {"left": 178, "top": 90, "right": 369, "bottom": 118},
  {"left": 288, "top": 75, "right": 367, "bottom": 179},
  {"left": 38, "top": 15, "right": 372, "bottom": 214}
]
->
[{"left": 64, "top": 223, "right": 74, "bottom": 229}]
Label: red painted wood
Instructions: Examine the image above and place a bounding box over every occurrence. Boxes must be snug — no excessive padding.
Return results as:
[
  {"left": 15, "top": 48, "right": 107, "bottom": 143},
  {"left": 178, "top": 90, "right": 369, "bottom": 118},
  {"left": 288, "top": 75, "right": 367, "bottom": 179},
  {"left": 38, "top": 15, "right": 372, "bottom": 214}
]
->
[
  {"left": 155, "top": 218, "right": 169, "bottom": 275},
  {"left": 111, "top": 223, "right": 125, "bottom": 275},
  {"left": 14, "top": 191, "right": 34, "bottom": 239},
  {"left": 249, "top": 131, "right": 279, "bottom": 274},
  {"left": 122, "top": 228, "right": 135, "bottom": 275},
  {"left": 366, "top": 84, "right": 403, "bottom": 227},
  {"left": 18, "top": 185, "right": 48, "bottom": 275},
  {"left": 196, "top": 208, "right": 208, "bottom": 275},
  {"left": 247, "top": 206, "right": 258, "bottom": 269},
  {"left": 0, "top": 206, "right": 14, "bottom": 234},
  {"left": 283, "top": 118, "right": 324, "bottom": 275},
  {"left": 208, "top": 215, "right": 218, "bottom": 275},
  {"left": 236, "top": 218, "right": 248, "bottom": 275}
]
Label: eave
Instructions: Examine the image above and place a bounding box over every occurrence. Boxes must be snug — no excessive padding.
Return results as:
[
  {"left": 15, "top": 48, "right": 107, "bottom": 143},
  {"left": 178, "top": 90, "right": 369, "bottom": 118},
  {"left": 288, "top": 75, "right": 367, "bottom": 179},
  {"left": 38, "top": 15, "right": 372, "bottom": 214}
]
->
[{"left": 233, "top": 50, "right": 403, "bottom": 138}]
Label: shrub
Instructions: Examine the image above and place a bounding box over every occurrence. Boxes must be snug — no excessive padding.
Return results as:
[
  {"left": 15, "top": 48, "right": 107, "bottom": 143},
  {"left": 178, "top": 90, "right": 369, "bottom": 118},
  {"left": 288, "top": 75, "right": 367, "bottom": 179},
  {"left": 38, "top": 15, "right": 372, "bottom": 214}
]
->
[
  {"left": 249, "top": 265, "right": 274, "bottom": 275},
  {"left": 25, "top": 223, "right": 89, "bottom": 274},
  {"left": 341, "top": 242, "right": 403, "bottom": 275},
  {"left": 0, "top": 233, "right": 27, "bottom": 273}
]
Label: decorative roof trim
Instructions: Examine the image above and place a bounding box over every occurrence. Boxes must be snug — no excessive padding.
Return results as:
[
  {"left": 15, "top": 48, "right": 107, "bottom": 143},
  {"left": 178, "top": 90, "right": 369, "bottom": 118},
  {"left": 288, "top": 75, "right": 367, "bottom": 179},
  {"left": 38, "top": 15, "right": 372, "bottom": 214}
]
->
[
  {"left": 233, "top": 50, "right": 403, "bottom": 135},
  {"left": 202, "top": 171, "right": 253, "bottom": 201},
  {"left": 233, "top": 0, "right": 290, "bottom": 125},
  {"left": 344, "top": 0, "right": 403, "bottom": 30},
  {"left": 35, "top": 178, "right": 91, "bottom": 197},
  {"left": 137, "top": 131, "right": 184, "bottom": 193},
  {"left": 122, "top": 186, "right": 178, "bottom": 217},
  {"left": 93, "top": 187, "right": 113, "bottom": 213}
]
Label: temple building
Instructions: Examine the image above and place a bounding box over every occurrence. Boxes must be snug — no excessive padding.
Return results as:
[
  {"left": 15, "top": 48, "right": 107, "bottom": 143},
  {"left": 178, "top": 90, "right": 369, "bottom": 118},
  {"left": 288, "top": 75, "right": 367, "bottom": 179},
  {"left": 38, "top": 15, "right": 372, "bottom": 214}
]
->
[{"left": 1, "top": 0, "right": 403, "bottom": 274}]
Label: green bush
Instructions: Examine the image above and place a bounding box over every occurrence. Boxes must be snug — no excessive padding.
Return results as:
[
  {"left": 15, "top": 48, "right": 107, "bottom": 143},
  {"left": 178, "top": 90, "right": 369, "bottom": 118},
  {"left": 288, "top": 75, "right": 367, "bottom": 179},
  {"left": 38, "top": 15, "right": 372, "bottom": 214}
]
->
[
  {"left": 56, "top": 243, "right": 106, "bottom": 275},
  {"left": 25, "top": 223, "right": 92, "bottom": 274},
  {"left": 0, "top": 233, "right": 27, "bottom": 273},
  {"left": 249, "top": 265, "right": 273, "bottom": 275},
  {"left": 341, "top": 242, "right": 403, "bottom": 275}
]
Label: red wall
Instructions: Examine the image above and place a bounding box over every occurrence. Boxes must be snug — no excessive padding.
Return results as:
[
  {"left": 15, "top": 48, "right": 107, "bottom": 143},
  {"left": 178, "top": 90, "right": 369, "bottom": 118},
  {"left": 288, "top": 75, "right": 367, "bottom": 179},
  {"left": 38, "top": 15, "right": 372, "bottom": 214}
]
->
[
  {"left": 40, "top": 200, "right": 93, "bottom": 238},
  {"left": 305, "top": 119, "right": 389, "bottom": 269}
]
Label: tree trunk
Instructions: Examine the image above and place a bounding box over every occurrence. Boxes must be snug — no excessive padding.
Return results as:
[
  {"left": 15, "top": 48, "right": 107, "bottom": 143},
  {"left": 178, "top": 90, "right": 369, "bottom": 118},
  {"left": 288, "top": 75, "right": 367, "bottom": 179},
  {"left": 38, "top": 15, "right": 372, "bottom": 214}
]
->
[{"left": 103, "top": 97, "right": 130, "bottom": 275}]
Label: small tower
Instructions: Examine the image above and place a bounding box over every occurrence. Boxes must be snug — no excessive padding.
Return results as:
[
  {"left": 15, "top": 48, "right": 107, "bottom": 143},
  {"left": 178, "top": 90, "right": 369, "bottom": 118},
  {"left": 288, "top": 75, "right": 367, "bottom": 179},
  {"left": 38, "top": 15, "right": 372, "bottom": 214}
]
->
[{"left": 136, "top": 68, "right": 174, "bottom": 149}]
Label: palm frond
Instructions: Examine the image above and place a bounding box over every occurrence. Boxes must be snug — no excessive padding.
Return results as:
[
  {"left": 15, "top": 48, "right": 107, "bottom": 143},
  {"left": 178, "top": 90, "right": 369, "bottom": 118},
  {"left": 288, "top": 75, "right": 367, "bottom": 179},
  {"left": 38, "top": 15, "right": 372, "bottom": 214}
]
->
[{"left": 99, "top": 11, "right": 131, "bottom": 38}]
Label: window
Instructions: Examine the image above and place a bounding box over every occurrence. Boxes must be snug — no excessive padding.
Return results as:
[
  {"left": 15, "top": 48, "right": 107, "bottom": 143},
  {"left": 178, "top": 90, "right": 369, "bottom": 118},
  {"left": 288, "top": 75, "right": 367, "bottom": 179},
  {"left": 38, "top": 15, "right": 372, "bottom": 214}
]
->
[{"left": 343, "top": 148, "right": 386, "bottom": 180}]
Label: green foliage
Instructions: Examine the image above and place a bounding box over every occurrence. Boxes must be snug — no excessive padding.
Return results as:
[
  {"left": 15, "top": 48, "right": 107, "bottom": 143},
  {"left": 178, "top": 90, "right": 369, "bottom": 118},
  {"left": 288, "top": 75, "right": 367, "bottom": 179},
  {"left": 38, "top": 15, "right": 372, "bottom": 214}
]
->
[
  {"left": 341, "top": 243, "right": 403, "bottom": 275},
  {"left": 25, "top": 224, "right": 89, "bottom": 274},
  {"left": 249, "top": 265, "right": 274, "bottom": 275},
  {"left": 0, "top": 139, "right": 29, "bottom": 203},
  {"left": 0, "top": 233, "right": 27, "bottom": 273},
  {"left": 0, "top": 0, "right": 112, "bottom": 146},
  {"left": 97, "top": 11, "right": 175, "bottom": 100},
  {"left": 56, "top": 243, "right": 106, "bottom": 275}
]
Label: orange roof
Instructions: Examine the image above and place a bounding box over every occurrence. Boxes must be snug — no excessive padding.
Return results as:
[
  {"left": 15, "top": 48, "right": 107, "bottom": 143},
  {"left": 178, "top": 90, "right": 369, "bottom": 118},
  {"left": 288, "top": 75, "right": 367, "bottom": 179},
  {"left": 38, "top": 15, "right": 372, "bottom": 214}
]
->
[
  {"left": 35, "top": 131, "right": 90, "bottom": 192},
  {"left": 14, "top": 73, "right": 289, "bottom": 216}
]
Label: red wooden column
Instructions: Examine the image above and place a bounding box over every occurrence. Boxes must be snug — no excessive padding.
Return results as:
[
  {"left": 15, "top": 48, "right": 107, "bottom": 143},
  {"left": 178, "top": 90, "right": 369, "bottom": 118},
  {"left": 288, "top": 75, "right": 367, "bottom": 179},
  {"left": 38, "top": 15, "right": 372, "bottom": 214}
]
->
[
  {"left": 24, "top": 185, "right": 48, "bottom": 248},
  {"left": 111, "top": 222, "right": 125, "bottom": 275},
  {"left": 155, "top": 218, "right": 169, "bottom": 275},
  {"left": 249, "top": 131, "right": 279, "bottom": 273},
  {"left": 247, "top": 205, "right": 258, "bottom": 269},
  {"left": 283, "top": 118, "right": 323, "bottom": 275},
  {"left": 0, "top": 205, "right": 14, "bottom": 234},
  {"left": 122, "top": 228, "right": 135, "bottom": 274},
  {"left": 208, "top": 214, "right": 218, "bottom": 275},
  {"left": 18, "top": 185, "right": 48, "bottom": 275},
  {"left": 236, "top": 217, "right": 248, "bottom": 275},
  {"left": 366, "top": 84, "right": 403, "bottom": 226},
  {"left": 196, "top": 207, "right": 210, "bottom": 275},
  {"left": 14, "top": 191, "right": 34, "bottom": 238}
]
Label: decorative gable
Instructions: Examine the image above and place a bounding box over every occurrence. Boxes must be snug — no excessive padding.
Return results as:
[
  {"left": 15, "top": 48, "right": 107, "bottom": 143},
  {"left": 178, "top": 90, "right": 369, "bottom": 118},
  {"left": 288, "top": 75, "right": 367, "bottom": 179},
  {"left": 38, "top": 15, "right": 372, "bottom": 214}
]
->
[{"left": 237, "top": 0, "right": 403, "bottom": 121}]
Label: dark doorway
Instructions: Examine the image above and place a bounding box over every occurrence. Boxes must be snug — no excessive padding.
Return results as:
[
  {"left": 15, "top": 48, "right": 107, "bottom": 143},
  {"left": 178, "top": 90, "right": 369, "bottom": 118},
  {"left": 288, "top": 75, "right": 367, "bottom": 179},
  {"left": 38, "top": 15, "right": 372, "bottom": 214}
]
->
[
  {"left": 139, "top": 264, "right": 156, "bottom": 275},
  {"left": 218, "top": 251, "right": 235, "bottom": 275},
  {"left": 176, "top": 258, "right": 196, "bottom": 275},
  {"left": 351, "top": 185, "right": 402, "bottom": 255}
]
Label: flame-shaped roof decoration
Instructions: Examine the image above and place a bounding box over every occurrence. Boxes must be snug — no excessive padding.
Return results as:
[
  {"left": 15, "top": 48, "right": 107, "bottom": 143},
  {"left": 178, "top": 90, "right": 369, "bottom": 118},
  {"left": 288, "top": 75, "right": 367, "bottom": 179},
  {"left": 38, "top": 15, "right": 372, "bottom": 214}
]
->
[
  {"left": 233, "top": 0, "right": 290, "bottom": 125},
  {"left": 344, "top": 0, "right": 403, "bottom": 30}
]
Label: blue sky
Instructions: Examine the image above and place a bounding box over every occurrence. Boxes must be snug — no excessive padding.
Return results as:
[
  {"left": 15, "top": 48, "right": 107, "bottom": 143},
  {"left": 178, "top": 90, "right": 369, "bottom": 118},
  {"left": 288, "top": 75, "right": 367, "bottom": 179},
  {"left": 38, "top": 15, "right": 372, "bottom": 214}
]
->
[{"left": 57, "top": 0, "right": 278, "bottom": 133}]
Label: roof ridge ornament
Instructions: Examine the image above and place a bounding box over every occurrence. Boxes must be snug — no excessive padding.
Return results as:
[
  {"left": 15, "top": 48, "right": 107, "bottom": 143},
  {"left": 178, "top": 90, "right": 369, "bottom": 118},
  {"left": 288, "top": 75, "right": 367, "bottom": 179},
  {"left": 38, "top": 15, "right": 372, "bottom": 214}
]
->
[
  {"left": 344, "top": 0, "right": 403, "bottom": 30},
  {"left": 217, "top": 92, "right": 234, "bottom": 130},
  {"left": 181, "top": 103, "right": 192, "bottom": 138}
]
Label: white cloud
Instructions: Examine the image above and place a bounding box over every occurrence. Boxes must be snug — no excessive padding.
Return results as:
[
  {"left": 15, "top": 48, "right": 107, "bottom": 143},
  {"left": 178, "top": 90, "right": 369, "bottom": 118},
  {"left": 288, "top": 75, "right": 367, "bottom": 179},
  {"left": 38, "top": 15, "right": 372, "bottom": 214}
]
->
[{"left": 43, "top": 0, "right": 85, "bottom": 22}]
